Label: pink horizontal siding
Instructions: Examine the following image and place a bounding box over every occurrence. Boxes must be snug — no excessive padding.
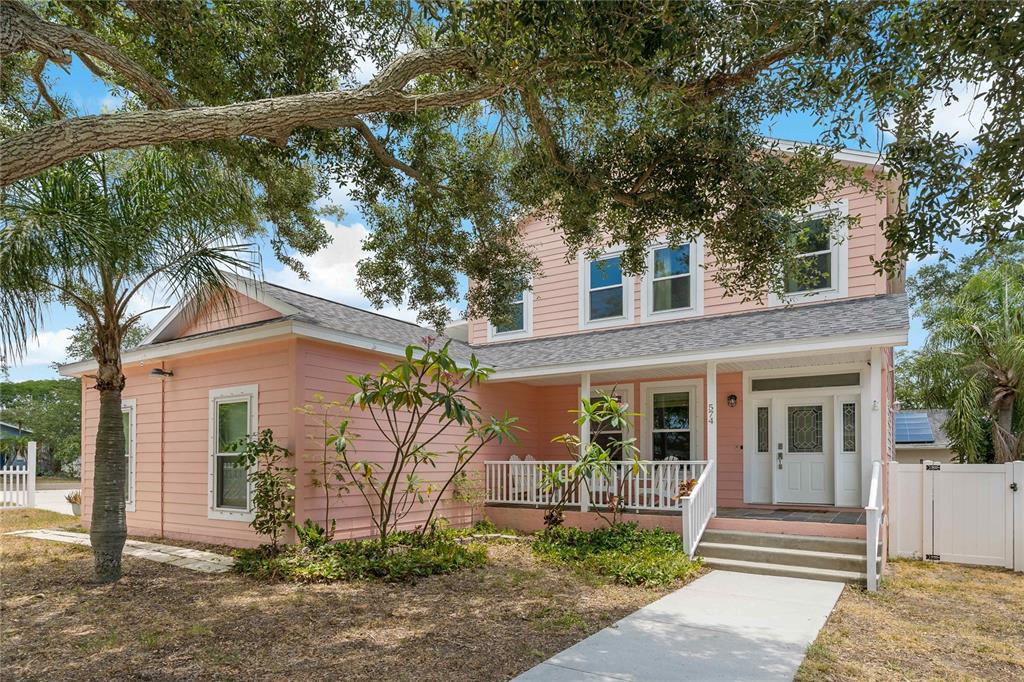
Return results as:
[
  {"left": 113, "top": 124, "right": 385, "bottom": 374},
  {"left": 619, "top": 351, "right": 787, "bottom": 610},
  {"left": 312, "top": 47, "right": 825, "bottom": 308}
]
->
[
  {"left": 468, "top": 174, "right": 898, "bottom": 344},
  {"left": 177, "top": 289, "right": 281, "bottom": 337}
]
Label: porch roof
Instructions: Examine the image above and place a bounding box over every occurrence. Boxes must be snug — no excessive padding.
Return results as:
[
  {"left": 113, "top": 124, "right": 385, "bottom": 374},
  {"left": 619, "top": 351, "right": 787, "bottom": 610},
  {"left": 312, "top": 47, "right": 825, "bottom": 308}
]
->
[{"left": 476, "top": 293, "right": 908, "bottom": 379}]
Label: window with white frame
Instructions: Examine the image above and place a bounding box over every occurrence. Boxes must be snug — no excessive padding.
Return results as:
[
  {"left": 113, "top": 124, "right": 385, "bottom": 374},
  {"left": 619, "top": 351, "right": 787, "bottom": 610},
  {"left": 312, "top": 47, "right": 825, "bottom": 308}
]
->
[
  {"left": 773, "top": 202, "right": 848, "bottom": 304},
  {"left": 590, "top": 385, "right": 634, "bottom": 460},
  {"left": 582, "top": 253, "right": 632, "bottom": 327},
  {"left": 641, "top": 381, "right": 703, "bottom": 462},
  {"left": 642, "top": 241, "right": 703, "bottom": 321},
  {"left": 122, "top": 399, "right": 136, "bottom": 512},
  {"left": 488, "top": 288, "right": 531, "bottom": 339},
  {"left": 785, "top": 217, "right": 833, "bottom": 294},
  {"left": 208, "top": 385, "right": 257, "bottom": 519}
]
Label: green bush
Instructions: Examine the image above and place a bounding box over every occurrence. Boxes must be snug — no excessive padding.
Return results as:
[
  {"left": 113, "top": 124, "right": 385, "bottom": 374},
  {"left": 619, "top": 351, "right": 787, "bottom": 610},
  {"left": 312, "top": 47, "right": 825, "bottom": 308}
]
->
[
  {"left": 234, "top": 527, "right": 487, "bottom": 583},
  {"left": 532, "top": 523, "right": 700, "bottom": 587}
]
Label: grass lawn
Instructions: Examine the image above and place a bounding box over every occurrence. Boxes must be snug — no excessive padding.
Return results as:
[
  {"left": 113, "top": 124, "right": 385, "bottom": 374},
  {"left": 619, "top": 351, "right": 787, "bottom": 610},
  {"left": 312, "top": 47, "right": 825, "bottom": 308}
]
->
[
  {"left": 798, "top": 559, "right": 1024, "bottom": 681},
  {"left": 1, "top": 509, "right": 684, "bottom": 681}
]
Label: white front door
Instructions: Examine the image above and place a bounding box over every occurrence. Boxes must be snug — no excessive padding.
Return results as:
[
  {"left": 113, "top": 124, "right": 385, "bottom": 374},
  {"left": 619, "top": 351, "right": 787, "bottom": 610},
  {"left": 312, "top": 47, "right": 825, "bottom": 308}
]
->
[{"left": 777, "top": 400, "right": 834, "bottom": 504}]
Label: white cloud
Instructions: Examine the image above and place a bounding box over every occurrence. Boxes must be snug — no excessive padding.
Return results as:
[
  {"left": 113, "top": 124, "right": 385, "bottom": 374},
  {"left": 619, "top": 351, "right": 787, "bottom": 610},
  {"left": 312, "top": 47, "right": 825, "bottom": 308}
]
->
[
  {"left": 265, "top": 219, "right": 420, "bottom": 323},
  {"left": 13, "top": 328, "right": 75, "bottom": 368},
  {"left": 929, "top": 80, "right": 992, "bottom": 144}
]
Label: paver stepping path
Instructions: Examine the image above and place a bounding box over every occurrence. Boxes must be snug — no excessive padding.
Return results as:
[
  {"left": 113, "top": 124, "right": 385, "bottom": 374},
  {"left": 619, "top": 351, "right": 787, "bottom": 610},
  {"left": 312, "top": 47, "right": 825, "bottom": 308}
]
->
[
  {"left": 514, "top": 570, "right": 843, "bottom": 682},
  {"left": 5, "top": 529, "right": 234, "bottom": 573}
]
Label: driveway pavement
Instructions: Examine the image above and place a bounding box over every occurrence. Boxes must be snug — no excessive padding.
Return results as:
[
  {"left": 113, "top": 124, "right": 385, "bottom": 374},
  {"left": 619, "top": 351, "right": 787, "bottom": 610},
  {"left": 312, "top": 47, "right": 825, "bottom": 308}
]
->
[
  {"left": 32, "top": 488, "right": 79, "bottom": 516},
  {"left": 514, "top": 570, "right": 844, "bottom": 682}
]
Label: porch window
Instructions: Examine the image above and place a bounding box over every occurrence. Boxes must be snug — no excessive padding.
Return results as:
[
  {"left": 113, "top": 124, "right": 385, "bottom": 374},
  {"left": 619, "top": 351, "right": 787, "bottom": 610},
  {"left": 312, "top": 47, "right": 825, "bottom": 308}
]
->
[
  {"left": 208, "top": 385, "right": 257, "bottom": 520},
  {"left": 587, "top": 255, "right": 626, "bottom": 321},
  {"left": 756, "top": 406, "right": 770, "bottom": 454},
  {"left": 122, "top": 399, "right": 136, "bottom": 512},
  {"left": 589, "top": 386, "right": 633, "bottom": 460},
  {"left": 652, "top": 246, "right": 691, "bottom": 312},
  {"left": 842, "top": 402, "right": 857, "bottom": 452},
  {"left": 651, "top": 392, "right": 691, "bottom": 460}
]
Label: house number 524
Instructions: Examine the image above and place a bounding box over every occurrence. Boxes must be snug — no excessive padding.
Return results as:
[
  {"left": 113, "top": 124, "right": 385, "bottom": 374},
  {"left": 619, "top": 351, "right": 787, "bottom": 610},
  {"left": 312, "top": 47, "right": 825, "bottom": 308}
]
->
[{"left": 708, "top": 403, "right": 715, "bottom": 425}]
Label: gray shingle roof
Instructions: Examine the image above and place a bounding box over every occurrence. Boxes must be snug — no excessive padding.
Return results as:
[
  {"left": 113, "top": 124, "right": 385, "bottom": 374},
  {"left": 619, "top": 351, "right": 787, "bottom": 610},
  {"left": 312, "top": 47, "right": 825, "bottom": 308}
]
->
[
  {"left": 149, "top": 280, "right": 907, "bottom": 376},
  {"left": 256, "top": 280, "right": 445, "bottom": 350},
  {"left": 471, "top": 293, "right": 909, "bottom": 372}
]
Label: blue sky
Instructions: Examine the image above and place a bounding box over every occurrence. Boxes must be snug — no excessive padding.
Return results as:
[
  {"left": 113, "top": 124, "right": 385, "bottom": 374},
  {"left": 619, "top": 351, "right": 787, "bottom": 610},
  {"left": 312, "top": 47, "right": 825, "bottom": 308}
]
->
[{"left": 6, "top": 58, "right": 980, "bottom": 381}]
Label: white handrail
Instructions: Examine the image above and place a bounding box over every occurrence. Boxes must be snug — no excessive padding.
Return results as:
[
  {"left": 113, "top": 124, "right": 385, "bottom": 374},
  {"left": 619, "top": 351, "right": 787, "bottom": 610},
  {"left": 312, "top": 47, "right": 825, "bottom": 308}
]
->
[
  {"left": 866, "top": 460, "right": 884, "bottom": 591},
  {"left": 680, "top": 459, "right": 716, "bottom": 558},
  {"left": 484, "top": 459, "right": 709, "bottom": 512}
]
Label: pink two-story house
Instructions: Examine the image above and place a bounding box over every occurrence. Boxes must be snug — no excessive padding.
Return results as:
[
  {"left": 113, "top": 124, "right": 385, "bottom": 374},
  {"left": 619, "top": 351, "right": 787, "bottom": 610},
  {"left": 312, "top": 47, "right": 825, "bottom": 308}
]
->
[{"left": 62, "top": 146, "right": 905, "bottom": 584}]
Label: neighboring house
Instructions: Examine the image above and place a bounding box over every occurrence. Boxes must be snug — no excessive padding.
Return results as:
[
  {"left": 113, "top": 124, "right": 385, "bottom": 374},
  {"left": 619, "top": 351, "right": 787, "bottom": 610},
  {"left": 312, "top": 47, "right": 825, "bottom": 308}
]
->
[
  {"left": 61, "top": 145, "right": 907, "bottom": 581},
  {"left": 0, "top": 421, "right": 32, "bottom": 467},
  {"left": 894, "top": 409, "right": 955, "bottom": 464}
]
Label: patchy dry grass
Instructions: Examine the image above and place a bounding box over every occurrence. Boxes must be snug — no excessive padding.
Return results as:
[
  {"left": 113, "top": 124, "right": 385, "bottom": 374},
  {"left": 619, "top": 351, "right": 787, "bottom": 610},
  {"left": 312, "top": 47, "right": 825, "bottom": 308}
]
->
[
  {"left": 1, "top": 509, "right": 688, "bottom": 681},
  {"left": 799, "top": 559, "right": 1024, "bottom": 681}
]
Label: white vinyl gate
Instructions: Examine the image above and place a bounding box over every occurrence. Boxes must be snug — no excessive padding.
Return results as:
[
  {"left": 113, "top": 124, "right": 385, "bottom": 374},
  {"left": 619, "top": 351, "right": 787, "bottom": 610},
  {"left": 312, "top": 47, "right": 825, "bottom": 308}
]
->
[{"left": 890, "top": 461, "right": 1023, "bottom": 571}]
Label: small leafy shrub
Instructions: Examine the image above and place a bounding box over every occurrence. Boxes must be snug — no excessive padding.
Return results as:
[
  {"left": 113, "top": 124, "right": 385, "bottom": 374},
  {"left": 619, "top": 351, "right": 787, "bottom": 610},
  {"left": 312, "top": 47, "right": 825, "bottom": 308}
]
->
[
  {"left": 294, "top": 518, "right": 330, "bottom": 550},
  {"left": 234, "top": 526, "right": 487, "bottom": 582},
  {"left": 231, "top": 429, "right": 295, "bottom": 550},
  {"left": 532, "top": 523, "right": 700, "bottom": 587}
]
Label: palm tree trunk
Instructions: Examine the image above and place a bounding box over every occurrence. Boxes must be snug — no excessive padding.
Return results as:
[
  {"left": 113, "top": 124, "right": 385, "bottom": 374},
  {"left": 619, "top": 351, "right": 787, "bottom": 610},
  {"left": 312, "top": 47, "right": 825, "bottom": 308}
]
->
[
  {"left": 993, "top": 400, "right": 1016, "bottom": 464},
  {"left": 90, "top": 360, "right": 127, "bottom": 582}
]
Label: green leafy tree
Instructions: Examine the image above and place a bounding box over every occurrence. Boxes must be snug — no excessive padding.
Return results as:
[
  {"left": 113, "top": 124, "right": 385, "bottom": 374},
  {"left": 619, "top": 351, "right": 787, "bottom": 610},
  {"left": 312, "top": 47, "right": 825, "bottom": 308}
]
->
[
  {"left": 343, "top": 340, "right": 521, "bottom": 542},
  {"left": 546, "top": 391, "right": 641, "bottom": 528},
  {"left": 927, "top": 264, "right": 1024, "bottom": 463},
  {"left": 232, "top": 429, "right": 296, "bottom": 551},
  {"left": 0, "top": 150, "right": 265, "bottom": 582},
  {"left": 63, "top": 321, "right": 151, "bottom": 363},
  {"left": 2, "top": 1, "right": 1021, "bottom": 326},
  {"left": 0, "top": 378, "right": 81, "bottom": 473}
]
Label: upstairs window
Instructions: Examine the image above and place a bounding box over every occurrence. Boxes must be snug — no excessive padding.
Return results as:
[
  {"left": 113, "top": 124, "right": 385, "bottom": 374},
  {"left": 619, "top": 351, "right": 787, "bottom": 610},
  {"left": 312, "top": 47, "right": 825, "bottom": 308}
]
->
[
  {"left": 489, "top": 288, "right": 530, "bottom": 339},
  {"left": 770, "top": 201, "right": 848, "bottom": 305},
  {"left": 653, "top": 246, "right": 691, "bottom": 311},
  {"left": 580, "top": 253, "right": 634, "bottom": 329},
  {"left": 785, "top": 218, "right": 832, "bottom": 294}
]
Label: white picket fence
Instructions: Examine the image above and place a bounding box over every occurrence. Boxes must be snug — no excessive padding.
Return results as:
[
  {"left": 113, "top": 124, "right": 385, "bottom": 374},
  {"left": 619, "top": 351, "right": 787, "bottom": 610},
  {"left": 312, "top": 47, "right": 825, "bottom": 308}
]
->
[
  {"left": 484, "top": 459, "right": 709, "bottom": 512},
  {"left": 1, "top": 441, "right": 36, "bottom": 509}
]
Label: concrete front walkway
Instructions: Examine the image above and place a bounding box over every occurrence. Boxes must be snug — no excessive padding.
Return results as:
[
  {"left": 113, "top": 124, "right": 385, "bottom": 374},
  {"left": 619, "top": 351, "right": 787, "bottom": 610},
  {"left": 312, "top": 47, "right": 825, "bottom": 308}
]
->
[
  {"left": 5, "top": 529, "right": 235, "bottom": 574},
  {"left": 514, "top": 570, "right": 843, "bottom": 682}
]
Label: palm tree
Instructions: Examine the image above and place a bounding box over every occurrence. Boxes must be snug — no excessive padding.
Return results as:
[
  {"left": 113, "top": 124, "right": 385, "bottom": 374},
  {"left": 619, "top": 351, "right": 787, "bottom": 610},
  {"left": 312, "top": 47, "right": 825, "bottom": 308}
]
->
[
  {"left": 0, "top": 151, "right": 263, "bottom": 581},
  {"left": 932, "top": 262, "right": 1024, "bottom": 463}
]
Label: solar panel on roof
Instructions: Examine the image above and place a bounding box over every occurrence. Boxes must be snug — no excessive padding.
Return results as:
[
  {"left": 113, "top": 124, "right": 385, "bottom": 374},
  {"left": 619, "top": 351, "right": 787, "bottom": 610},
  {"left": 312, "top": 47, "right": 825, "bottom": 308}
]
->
[{"left": 894, "top": 412, "right": 935, "bottom": 444}]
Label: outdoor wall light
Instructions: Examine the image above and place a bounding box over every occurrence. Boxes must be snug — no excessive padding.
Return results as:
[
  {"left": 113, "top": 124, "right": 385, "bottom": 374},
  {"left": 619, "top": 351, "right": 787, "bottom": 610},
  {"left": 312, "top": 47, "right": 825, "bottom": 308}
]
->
[
  {"left": 727, "top": 394, "right": 738, "bottom": 408},
  {"left": 150, "top": 368, "right": 174, "bottom": 378}
]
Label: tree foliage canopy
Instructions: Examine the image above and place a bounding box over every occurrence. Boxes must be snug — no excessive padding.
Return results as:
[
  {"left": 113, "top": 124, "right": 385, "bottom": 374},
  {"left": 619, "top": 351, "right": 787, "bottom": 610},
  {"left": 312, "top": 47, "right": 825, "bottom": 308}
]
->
[{"left": 2, "top": 0, "right": 1021, "bottom": 326}]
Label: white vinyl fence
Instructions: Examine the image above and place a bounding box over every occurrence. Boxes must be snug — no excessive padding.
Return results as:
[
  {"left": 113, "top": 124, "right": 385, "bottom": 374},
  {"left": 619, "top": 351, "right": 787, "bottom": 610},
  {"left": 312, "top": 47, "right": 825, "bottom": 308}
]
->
[
  {"left": 1, "top": 441, "right": 37, "bottom": 509},
  {"left": 890, "top": 460, "right": 1023, "bottom": 571}
]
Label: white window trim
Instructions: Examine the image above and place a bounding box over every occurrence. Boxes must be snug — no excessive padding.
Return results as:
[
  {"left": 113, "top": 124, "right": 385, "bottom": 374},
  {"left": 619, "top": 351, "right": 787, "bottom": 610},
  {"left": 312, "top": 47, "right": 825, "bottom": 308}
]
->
[
  {"left": 639, "top": 379, "right": 705, "bottom": 461},
  {"left": 487, "top": 286, "right": 533, "bottom": 341},
  {"left": 578, "top": 250, "right": 635, "bottom": 330},
  {"left": 640, "top": 237, "right": 705, "bottom": 322},
  {"left": 769, "top": 199, "right": 849, "bottom": 306},
  {"left": 122, "top": 398, "right": 137, "bottom": 513},
  {"left": 208, "top": 384, "right": 258, "bottom": 522}
]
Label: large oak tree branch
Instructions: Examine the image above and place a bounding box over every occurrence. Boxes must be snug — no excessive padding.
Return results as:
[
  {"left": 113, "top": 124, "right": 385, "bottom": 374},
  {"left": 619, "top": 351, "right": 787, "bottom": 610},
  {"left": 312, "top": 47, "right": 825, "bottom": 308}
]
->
[
  {"left": 0, "top": 0, "right": 178, "bottom": 108},
  {"left": 0, "top": 81, "right": 503, "bottom": 185}
]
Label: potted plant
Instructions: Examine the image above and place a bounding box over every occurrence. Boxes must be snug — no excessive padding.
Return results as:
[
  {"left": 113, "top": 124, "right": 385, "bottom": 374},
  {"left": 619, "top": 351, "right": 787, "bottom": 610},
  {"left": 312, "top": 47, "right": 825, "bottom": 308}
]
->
[{"left": 65, "top": 490, "right": 82, "bottom": 515}]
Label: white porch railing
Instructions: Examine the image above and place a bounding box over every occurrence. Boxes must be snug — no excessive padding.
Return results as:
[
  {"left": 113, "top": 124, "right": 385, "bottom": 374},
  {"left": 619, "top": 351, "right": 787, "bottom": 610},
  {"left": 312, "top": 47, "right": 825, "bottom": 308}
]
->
[
  {"left": 1, "top": 441, "right": 36, "bottom": 509},
  {"left": 484, "top": 459, "right": 709, "bottom": 512},
  {"left": 681, "top": 459, "right": 716, "bottom": 558},
  {"left": 866, "top": 460, "right": 884, "bottom": 591}
]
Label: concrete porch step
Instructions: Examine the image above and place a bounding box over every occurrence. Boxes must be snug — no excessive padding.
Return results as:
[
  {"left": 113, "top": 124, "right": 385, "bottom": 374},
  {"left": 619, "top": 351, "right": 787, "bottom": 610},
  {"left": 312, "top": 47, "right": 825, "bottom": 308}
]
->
[
  {"left": 702, "top": 556, "right": 866, "bottom": 584},
  {"left": 700, "top": 529, "right": 868, "bottom": 555},
  {"left": 699, "top": 541, "right": 878, "bottom": 573}
]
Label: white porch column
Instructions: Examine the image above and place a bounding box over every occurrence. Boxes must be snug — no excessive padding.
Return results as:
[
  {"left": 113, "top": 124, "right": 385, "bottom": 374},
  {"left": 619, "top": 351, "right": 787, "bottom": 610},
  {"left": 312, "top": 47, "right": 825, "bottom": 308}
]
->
[
  {"left": 580, "top": 372, "right": 591, "bottom": 512},
  {"left": 864, "top": 346, "right": 883, "bottom": 506},
  {"left": 706, "top": 362, "right": 717, "bottom": 462}
]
